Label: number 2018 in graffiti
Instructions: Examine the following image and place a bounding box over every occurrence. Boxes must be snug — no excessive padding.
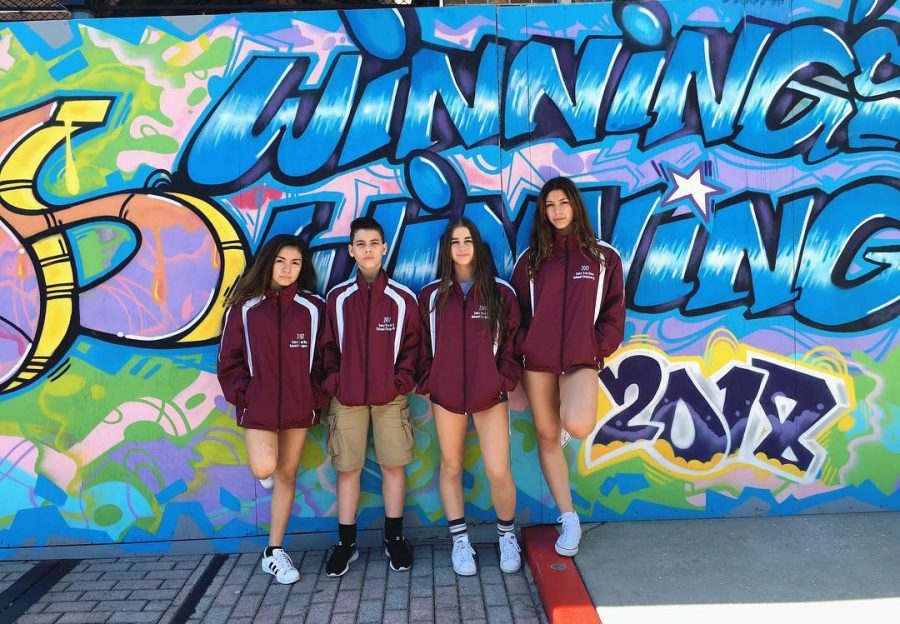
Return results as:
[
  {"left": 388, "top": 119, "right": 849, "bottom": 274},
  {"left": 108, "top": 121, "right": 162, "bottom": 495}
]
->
[{"left": 590, "top": 346, "right": 852, "bottom": 483}]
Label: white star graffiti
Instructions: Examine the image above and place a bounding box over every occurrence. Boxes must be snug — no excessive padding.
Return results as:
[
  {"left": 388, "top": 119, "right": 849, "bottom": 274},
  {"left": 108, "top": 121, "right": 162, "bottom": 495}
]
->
[{"left": 662, "top": 164, "right": 726, "bottom": 228}]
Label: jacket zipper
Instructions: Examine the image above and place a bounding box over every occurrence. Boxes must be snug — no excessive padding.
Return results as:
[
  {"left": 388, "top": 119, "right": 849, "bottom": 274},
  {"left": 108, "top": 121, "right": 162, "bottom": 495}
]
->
[
  {"left": 462, "top": 291, "right": 469, "bottom": 415},
  {"left": 276, "top": 292, "right": 283, "bottom": 431},
  {"left": 364, "top": 284, "right": 371, "bottom": 405},
  {"left": 560, "top": 236, "right": 569, "bottom": 375}
]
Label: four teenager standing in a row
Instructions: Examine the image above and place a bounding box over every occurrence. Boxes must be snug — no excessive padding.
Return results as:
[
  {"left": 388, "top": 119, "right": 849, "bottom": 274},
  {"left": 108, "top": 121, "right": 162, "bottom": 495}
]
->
[{"left": 217, "top": 177, "right": 626, "bottom": 584}]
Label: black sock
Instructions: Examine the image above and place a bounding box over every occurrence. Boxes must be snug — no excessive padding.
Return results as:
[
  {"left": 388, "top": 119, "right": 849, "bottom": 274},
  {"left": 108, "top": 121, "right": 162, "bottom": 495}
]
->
[
  {"left": 265, "top": 545, "right": 281, "bottom": 557},
  {"left": 338, "top": 523, "right": 357, "bottom": 546},
  {"left": 384, "top": 516, "right": 403, "bottom": 542}
]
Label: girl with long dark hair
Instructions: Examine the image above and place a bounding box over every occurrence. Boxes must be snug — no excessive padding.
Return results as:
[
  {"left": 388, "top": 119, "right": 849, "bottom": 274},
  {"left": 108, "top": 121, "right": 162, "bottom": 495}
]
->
[
  {"left": 418, "top": 218, "right": 522, "bottom": 576},
  {"left": 511, "top": 177, "right": 625, "bottom": 557},
  {"left": 217, "top": 234, "right": 325, "bottom": 584}
]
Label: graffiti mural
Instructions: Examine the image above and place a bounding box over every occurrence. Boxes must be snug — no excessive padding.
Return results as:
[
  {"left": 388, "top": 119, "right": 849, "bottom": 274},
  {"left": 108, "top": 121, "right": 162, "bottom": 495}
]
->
[{"left": 0, "top": 0, "right": 897, "bottom": 554}]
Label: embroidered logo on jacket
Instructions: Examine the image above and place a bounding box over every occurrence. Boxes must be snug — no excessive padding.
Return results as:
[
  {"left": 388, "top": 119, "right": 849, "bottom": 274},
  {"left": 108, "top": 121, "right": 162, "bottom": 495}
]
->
[
  {"left": 573, "top": 264, "right": 596, "bottom": 281},
  {"left": 471, "top": 304, "right": 489, "bottom": 320},
  {"left": 289, "top": 333, "right": 309, "bottom": 349},
  {"left": 376, "top": 316, "right": 396, "bottom": 332}
]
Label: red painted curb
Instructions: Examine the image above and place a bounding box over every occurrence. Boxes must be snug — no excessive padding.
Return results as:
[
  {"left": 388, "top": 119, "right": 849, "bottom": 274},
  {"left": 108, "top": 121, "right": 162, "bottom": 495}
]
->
[{"left": 522, "top": 525, "right": 602, "bottom": 624}]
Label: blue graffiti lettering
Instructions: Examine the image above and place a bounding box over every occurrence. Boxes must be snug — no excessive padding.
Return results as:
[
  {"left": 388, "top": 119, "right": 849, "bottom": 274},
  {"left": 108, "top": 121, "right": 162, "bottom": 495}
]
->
[{"left": 181, "top": 13, "right": 899, "bottom": 189}]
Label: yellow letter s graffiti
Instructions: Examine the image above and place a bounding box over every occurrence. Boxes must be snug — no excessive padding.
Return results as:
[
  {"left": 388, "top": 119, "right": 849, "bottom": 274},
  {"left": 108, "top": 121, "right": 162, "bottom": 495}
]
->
[{"left": 0, "top": 98, "right": 246, "bottom": 393}]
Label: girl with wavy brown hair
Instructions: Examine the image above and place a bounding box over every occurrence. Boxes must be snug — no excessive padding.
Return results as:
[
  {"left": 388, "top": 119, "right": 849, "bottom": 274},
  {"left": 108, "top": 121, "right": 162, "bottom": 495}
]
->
[
  {"left": 218, "top": 234, "right": 325, "bottom": 584},
  {"left": 511, "top": 177, "right": 625, "bottom": 557}
]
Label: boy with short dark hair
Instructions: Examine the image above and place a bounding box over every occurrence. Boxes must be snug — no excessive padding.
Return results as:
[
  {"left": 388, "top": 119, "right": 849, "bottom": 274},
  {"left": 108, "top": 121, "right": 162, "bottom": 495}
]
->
[{"left": 321, "top": 216, "right": 420, "bottom": 576}]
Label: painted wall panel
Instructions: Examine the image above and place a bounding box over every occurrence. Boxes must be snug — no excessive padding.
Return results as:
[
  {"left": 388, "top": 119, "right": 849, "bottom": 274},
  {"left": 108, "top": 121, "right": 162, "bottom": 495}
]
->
[{"left": 0, "top": 0, "right": 897, "bottom": 555}]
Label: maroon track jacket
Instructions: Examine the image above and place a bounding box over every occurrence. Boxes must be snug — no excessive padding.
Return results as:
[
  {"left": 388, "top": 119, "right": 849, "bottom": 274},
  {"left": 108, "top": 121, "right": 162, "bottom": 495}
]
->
[
  {"left": 511, "top": 234, "right": 625, "bottom": 374},
  {"left": 417, "top": 278, "right": 522, "bottom": 415},
  {"left": 322, "top": 270, "right": 420, "bottom": 407},
  {"left": 217, "top": 282, "right": 326, "bottom": 430}
]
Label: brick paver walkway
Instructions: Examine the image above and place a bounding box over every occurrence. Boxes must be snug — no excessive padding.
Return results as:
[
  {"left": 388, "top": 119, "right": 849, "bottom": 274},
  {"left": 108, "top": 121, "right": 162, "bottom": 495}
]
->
[{"left": 4, "top": 544, "right": 547, "bottom": 624}]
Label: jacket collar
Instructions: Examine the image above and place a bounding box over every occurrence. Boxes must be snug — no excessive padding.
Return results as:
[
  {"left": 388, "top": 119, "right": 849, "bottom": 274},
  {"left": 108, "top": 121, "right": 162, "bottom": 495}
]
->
[
  {"left": 446, "top": 277, "right": 482, "bottom": 304},
  {"left": 265, "top": 280, "right": 299, "bottom": 304},
  {"left": 552, "top": 230, "right": 577, "bottom": 247},
  {"left": 354, "top": 268, "right": 388, "bottom": 293}
]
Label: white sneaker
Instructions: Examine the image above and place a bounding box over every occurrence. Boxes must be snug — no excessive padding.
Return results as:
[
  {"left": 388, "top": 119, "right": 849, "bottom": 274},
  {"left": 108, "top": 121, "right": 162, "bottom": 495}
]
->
[
  {"left": 261, "top": 548, "right": 300, "bottom": 584},
  {"left": 498, "top": 532, "right": 522, "bottom": 573},
  {"left": 560, "top": 429, "right": 571, "bottom": 447},
  {"left": 555, "top": 512, "right": 581, "bottom": 557},
  {"left": 451, "top": 537, "right": 477, "bottom": 576},
  {"left": 259, "top": 475, "right": 274, "bottom": 489}
]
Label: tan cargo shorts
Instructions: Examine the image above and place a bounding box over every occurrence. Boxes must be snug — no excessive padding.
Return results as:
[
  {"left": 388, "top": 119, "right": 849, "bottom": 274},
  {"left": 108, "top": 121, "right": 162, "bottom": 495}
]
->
[{"left": 326, "top": 394, "right": 414, "bottom": 471}]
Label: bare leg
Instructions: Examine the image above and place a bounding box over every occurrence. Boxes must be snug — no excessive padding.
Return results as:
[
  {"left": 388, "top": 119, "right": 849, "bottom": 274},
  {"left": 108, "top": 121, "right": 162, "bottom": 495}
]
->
[
  {"left": 244, "top": 428, "right": 278, "bottom": 481},
  {"left": 381, "top": 465, "right": 407, "bottom": 518},
  {"left": 559, "top": 368, "right": 600, "bottom": 440},
  {"left": 337, "top": 469, "right": 362, "bottom": 525},
  {"left": 268, "top": 428, "right": 308, "bottom": 547},
  {"left": 522, "top": 370, "right": 573, "bottom": 514},
  {"left": 331, "top": 400, "right": 369, "bottom": 526},
  {"left": 433, "top": 404, "right": 468, "bottom": 521},
  {"left": 372, "top": 395, "right": 411, "bottom": 519},
  {"left": 472, "top": 402, "right": 516, "bottom": 521}
]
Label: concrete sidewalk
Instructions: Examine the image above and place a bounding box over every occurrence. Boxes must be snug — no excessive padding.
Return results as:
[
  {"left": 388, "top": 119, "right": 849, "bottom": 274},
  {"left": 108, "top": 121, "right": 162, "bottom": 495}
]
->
[
  {"left": 4, "top": 512, "right": 898, "bottom": 623},
  {"left": 574, "top": 511, "right": 900, "bottom": 624},
  {"left": 0, "top": 542, "right": 547, "bottom": 624}
]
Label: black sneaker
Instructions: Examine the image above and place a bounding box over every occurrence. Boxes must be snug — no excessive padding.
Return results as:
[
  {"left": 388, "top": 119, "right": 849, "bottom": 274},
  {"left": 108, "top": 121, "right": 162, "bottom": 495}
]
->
[
  {"left": 384, "top": 536, "right": 413, "bottom": 571},
  {"left": 325, "top": 542, "right": 358, "bottom": 577}
]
